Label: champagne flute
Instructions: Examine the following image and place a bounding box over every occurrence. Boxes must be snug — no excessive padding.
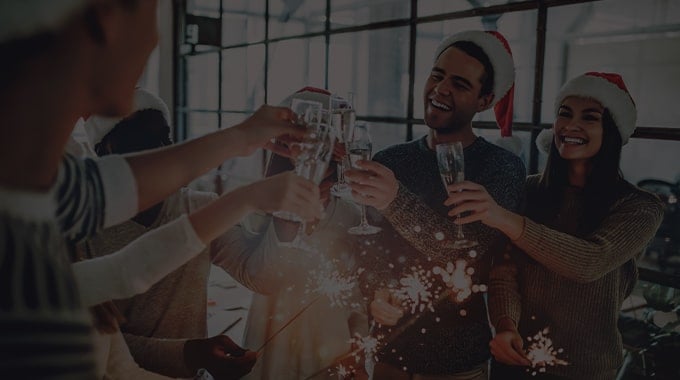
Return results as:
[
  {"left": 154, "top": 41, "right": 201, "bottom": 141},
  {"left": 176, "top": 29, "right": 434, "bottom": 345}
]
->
[
  {"left": 347, "top": 123, "right": 382, "bottom": 235},
  {"left": 278, "top": 116, "right": 335, "bottom": 251},
  {"left": 272, "top": 98, "right": 323, "bottom": 222},
  {"left": 330, "top": 93, "right": 356, "bottom": 198},
  {"left": 436, "top": 142, "right": 478, "bottom": 249}
]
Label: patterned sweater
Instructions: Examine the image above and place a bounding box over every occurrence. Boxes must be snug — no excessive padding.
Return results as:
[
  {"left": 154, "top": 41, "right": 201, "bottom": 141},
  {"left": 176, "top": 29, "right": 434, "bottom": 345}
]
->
[
  {"left": 358, "top": 136, "right": 525, "bottom": 375},
  {"left": 489, "top": 175, "right": 664, "bottom": 379}
]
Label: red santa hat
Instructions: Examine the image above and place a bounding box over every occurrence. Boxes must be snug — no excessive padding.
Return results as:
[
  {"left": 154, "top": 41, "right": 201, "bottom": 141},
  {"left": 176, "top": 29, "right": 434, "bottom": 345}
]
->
[
  {"left": 84, "top": 87, "right": 172, "bottom": 148},
  {"left": 434, "top": 30, "right": 515, "bottom": 137},
  {"left": 536, "top": 72, "right": 637, "bottom": 153},
  {"left": 0, "top": 0, "right": 90, "bottom": 43}
]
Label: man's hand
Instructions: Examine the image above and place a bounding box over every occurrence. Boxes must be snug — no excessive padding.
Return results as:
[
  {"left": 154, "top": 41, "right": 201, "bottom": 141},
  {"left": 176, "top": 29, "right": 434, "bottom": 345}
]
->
[
  {"left": 344, "top": 160, "right": 398, "bottom": 210},
  {"left": 369, "top": 288, "right": 404, "bottom": 326},
  {"left": 184, "top": 335, "right": 257, "bottom": 380}
]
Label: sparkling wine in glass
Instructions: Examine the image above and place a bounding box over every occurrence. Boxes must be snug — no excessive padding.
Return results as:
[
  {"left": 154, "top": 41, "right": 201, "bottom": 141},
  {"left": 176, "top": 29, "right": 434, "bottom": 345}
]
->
[
  {"left": 347, "top": 123, "right": 381, "bottom": 236},
  {"left": 271, "top": 98, "right": 323, "bottom": 222},
  {"left": 330, "top": 94, "right": 356, "bottom": 198},
  {"left": 436, "top": 142, "right": 477, "bottom": 249},
  {"left": 277, "top": 120, "right": 335, "bottom": 251}
]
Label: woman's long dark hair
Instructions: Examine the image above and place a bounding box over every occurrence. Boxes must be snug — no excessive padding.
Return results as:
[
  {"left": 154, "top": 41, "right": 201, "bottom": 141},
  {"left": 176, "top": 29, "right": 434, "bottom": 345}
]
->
[{"left": 529, "top": 108, "right": 632, "bottom": 234}]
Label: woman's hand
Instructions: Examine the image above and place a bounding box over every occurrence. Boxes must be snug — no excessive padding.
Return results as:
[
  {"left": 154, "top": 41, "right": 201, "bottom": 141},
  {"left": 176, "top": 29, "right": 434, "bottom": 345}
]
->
[
  {"left": 444, "top": 181, "right": 524, "bottom": 240},
  {"left": 489, "top": 318, "right": 531, "bottom": 367},
  {"left": 344, "top": 160, "right": 399, "bottom": 211}
]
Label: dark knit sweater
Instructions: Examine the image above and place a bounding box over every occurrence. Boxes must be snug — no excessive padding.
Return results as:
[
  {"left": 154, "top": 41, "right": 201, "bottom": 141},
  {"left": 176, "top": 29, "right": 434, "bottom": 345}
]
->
[
  {"left": 489, "top": 175, "right": 664, "bottom": 379},
  {"left": 359, "top": 136, "right": 525, "bottom": 375}
]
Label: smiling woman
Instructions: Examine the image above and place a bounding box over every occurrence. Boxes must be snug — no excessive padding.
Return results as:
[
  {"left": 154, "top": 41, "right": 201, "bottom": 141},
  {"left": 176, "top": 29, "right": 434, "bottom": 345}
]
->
[{"left": 440, "top": 72, "right": 665, "bottom": 379}]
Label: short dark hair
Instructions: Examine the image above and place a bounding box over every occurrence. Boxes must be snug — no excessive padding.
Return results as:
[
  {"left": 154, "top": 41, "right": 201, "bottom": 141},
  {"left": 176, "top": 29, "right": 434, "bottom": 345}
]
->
[
  {"left": 95, "top": 109, "right": 172, "bottom": 156},
  {"left": 449, "top": 40, "right": 495, "bottom": 97}
]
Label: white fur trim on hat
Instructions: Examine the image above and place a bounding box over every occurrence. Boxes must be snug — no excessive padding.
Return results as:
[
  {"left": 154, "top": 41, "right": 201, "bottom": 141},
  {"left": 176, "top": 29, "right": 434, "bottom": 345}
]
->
[
  {"left": 84, "top": 88, "right": 172, "bottom": 148},
  {"left": 554, "top": 73, "right": 637, "bottom": 144},
  {"left": 433, "top": 30, "right": 515, "bottom": 107},
  {"left": 0, "top": 0, "right": 90, "bottom": 43}
]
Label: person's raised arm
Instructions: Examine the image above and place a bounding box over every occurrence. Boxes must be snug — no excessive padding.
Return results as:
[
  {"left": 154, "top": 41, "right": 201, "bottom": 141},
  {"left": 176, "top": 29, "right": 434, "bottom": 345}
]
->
[
  {"left": 126, "top": 105, "right": 305, "bottom": 213},
  {"left": 447, "top": 182, "right": 664, "bottom": 283}
]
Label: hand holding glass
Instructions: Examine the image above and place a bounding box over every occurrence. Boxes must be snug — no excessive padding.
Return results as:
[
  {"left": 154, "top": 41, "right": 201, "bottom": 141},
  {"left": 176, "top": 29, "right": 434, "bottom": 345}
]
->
[
  {"left": 330, "top": 94, "right": 356, "bottom": 198},
  {"left": 436, "top": 142, "right": 477, "bottom": 249},
  {"left": 273, "top": 103, "right": 335, "bottom": 251},
  {"left": 347, "top": 123, "right": 381, "bottom": 235}
]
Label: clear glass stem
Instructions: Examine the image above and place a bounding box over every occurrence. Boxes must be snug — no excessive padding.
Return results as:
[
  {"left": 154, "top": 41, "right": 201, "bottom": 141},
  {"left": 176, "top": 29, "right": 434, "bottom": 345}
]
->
[
  {"left": 338, "top": 154, "right": 349, "bottom": 185},
  {"left": 359, "top": 204, "right": 369, "bottom": 227},
  {"left": 456, "top": 218, "right": 465, "bottom": 239}
]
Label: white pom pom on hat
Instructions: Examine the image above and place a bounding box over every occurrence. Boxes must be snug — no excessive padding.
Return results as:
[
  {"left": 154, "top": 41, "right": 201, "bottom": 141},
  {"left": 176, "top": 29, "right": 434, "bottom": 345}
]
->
[
  {"left": 433, "top": 30, "right": 515, "bottom": 137},
  {"left": 84, "top": 88, "right": 171, "bottom": 148},
  {"left": 536, "top": 72, "right": 637, "bottom": 154}
]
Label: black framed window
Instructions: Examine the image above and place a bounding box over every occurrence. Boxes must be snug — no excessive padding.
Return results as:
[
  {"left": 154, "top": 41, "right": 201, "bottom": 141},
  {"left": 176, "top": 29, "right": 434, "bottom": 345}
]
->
[{"left": 174, "top": 0, "right": 680, "bottom": 281}]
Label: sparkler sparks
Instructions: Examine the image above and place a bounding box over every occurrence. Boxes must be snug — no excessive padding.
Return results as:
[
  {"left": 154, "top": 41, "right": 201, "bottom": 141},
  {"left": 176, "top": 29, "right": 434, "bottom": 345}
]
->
[
  {"left": 306, "top": 258, "right": 360, "bottom": 308},
  {"left": 348, "top": 332, "right": 382, "bottom": 363},
  {"left": 330, "top": 364, "right": 356, "bottom": 379},
  {"left": 525, "top": 327, "right": 569, "bottom": 376},
  {"left": 393, "top": 266, "right": 442, "bottom": 314},
  {"left": 433, "top": 260, "right": 476, "bottom": 303}
]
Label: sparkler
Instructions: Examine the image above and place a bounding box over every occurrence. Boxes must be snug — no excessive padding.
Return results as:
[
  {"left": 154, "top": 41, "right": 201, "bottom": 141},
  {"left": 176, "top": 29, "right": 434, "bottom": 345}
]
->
[
  {"left": 432, "top": 259, "right": 478, "bottom": 303},
  {"left": 524, "top": 327, "right": 569, "bottom": 376},
  {"left": 259, "top": 258, "right": 362, "bottom": 354},
  {"left": 306, "top": 259, "right": 360, "bottom": 309},
  {"left": 392, "top": 266, "right": 442, "bottom": 314},
  {"left": 256, "top": 295, "right": 322, "bottom": 354},
  {"left": 303, "top": 330, "right": 385, "bottom": 380}
]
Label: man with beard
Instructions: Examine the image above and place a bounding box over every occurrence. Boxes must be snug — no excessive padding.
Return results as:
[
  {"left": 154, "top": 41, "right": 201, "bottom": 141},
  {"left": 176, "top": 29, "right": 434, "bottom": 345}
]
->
[{"left": 345, "top": 30, "right": 526, "bottom": 379}]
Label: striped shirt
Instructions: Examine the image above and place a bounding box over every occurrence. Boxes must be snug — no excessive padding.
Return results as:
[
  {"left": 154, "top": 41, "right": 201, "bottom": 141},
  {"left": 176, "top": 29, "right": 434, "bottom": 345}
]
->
[{"left": 1, "top": 153, "right": 137, "bottom": 379}]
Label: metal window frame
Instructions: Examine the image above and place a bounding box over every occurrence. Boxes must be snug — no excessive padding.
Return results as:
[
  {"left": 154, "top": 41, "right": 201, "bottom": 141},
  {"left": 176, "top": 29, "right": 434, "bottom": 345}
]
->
[{"left": 173, "top": 0, "right": 680, "bottom": 287}]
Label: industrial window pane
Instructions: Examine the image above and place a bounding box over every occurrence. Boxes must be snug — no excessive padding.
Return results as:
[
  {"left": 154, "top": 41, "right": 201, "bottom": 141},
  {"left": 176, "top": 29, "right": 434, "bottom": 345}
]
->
[
  {"left": 365, "top": 122, "right": 409, "bottom": 155},
  {"left": 187, "top": 0, "right": 220, "bottom": 17},
  {"left": 329, "top": 26, "right": 410, "bottom": 118},
  {"left": 418, "top": 0, "right": 509, "bottom": 17},
  {"left": 268, "top": 0, "right": 326, "bottom": 39},
  {"left": 267, "top": 37, "right": 326, "bottom": 105},
  {"left": 543, "top": 0, "right": 680, "bottom": 127},
  {"left": 222, "top": 0, "right": 266, "bottom": 46},
  {"left": 185, "top": 112, "right": 219, "bottom": 140},
  {"left": 221, "top": 45, "right": 265, "bottom": 111},
  {"left": 186, "top": 53, "right": 220, "bottom": 110},
  {"left": 330, "top": 0, "right": 410, "bottom": 27}
]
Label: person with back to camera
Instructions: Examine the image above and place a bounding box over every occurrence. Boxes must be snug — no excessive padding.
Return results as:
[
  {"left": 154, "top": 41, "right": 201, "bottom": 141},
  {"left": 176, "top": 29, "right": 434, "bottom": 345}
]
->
[{"left": 0, "top": 1, "right": 318, "bottom": 378}]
